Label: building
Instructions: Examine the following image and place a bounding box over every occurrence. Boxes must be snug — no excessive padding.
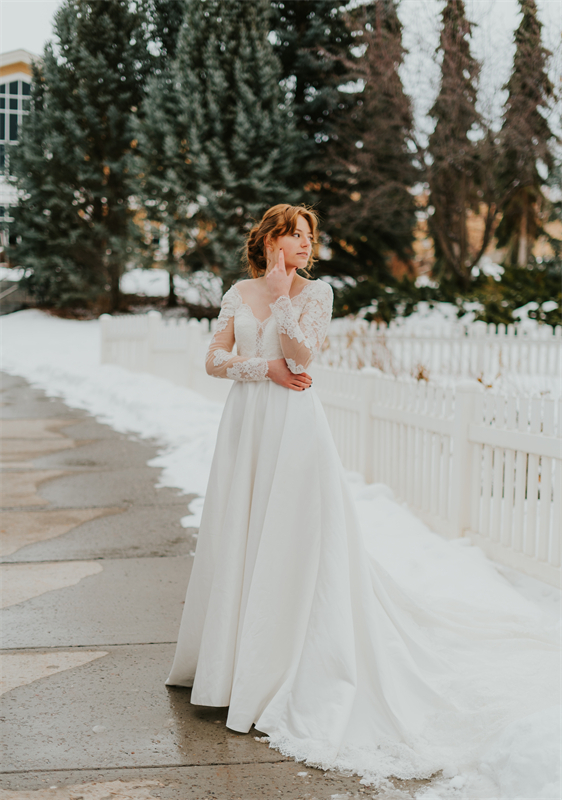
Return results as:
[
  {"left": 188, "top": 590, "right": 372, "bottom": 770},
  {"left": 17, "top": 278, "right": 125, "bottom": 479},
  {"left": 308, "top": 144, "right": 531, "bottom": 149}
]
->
[{"left": 0, "top": 48, "right": 38, "bottom": 256}]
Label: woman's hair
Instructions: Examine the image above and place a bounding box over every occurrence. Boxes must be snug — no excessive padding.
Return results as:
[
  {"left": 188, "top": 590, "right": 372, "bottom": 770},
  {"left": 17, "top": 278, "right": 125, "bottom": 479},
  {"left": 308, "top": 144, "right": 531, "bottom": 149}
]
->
[{"left": 245, "top": 204, "right": 319, "bottom": 279}]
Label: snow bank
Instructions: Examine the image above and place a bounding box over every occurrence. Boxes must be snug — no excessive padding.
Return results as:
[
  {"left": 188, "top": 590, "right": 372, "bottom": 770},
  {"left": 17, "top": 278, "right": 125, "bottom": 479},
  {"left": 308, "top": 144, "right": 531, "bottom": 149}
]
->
[
  {"left": 120, "top": 268, "right": 223, "bottom": 308},
  {"left": 1, "top": 309, "right": 559, "bottom": 800}
]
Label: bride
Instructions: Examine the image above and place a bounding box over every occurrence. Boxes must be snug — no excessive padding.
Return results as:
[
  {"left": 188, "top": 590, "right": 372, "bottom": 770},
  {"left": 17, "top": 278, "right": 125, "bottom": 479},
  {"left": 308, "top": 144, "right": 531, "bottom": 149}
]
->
[{"left": 166, "top": 204, "right": 558, "bottom": 787}]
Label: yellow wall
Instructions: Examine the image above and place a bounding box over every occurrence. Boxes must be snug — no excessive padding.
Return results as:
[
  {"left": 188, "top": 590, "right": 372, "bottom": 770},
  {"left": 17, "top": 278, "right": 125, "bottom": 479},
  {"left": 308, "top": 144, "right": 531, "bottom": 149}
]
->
[{"left": 0, "top": 62, "right": 33, "bottom": 79}]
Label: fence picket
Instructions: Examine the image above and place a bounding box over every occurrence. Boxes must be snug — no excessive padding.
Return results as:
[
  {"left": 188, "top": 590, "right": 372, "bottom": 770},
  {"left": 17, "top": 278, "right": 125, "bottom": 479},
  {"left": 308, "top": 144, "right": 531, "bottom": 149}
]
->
[
  {"left": 501, "top": 397, "right": 517, "bottom": 550},
  {"left": 523, "top": 399, "right": 541, "bottom": 557},
  {"left": 537, "top": 399, "right": 554, "bottom": 563}
]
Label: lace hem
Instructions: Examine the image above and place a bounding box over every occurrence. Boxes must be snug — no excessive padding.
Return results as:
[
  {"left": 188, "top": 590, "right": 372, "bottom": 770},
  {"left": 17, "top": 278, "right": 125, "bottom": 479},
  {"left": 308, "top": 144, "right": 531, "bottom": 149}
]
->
[
  {"left": 213, "top": 349, "right": 232, "bottom": 367},
  {"left": 269, "top": 295, "right": 308, "bottom": 345},
  {"left": 226, "top": 358, "right": 269, "bottom": 381},
  {"left": 258, "top": 729, "right": 444, "bottom": 789},
  {"left": 286, "top": 357, "right": 306, "bottom": 374}
]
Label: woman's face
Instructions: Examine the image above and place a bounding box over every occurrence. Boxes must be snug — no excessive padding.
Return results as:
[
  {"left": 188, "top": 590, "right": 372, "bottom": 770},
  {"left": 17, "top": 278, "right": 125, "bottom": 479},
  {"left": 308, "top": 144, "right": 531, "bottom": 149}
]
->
[{"left": 269, "top": 215, "right": 313, "bottom": 272}]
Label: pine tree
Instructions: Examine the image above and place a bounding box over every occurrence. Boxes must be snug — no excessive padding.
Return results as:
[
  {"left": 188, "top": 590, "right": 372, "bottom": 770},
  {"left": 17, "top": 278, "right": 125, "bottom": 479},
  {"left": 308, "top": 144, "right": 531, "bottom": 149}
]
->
[
  {"left": 495, "top": 0, "right": 555, "bottom": 267},
  {"left": 269, "top": 1, "right": 355, "bottom": 174},
  {"left": 8, "top": 0, "right": 154, "bottom": 309},
  {"left": 426, "top": 0, "right": 482, "bottom": 288},
  {"left": 132, "top": 0, "right": 198, "bottom": 307},
  {"left": 174, "top": 0, "right": 302, "bottom": 285},
  {"left": 321, "top": 2, "right": 419, "bottom": 286},
  {"left": 8, "top": 61, "right": 105, "bottom": 306},
  {"left": 148, "top": 0, "right": 185, "bottom": 69}
]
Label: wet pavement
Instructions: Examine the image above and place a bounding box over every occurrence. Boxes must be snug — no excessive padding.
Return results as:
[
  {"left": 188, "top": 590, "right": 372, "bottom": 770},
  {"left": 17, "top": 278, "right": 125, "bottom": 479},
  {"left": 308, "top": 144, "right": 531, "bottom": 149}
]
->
[{"left": 0, "top": 372, "right": 434, "bottom": 799}]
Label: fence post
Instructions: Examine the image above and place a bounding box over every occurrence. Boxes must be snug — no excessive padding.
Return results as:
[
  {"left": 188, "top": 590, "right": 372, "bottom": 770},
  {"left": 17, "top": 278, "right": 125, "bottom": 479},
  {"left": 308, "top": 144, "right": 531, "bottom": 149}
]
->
[
  {"left": 449, "top": 380, "right": 482, "bottom": 538},
  {"left": 99, "top": 314, "right": 112, "bottom": 364}
]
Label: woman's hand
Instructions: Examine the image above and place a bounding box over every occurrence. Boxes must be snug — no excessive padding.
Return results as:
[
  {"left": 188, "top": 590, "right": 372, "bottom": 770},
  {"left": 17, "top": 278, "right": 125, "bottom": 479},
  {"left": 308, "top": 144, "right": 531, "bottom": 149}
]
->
[
  {"left": 267, "top": 359, "right": 312, "bottom": 391},
  {"left": 265, "top": 248, "right": 296, "bottom": 302}
]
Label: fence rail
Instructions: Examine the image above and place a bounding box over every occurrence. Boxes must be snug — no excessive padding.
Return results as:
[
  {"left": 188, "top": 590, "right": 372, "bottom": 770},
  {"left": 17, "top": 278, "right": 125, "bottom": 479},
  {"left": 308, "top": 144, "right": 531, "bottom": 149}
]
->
[
  {"left": 319, "top": 318, "right": 562, "bottom": 379},
  {"left": 100, "top": 312, "right": 561, "bottom": 587}
]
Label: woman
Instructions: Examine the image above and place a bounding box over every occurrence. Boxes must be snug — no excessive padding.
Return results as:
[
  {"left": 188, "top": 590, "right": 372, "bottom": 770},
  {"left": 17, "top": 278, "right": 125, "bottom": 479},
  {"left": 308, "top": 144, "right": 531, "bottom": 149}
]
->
[{"left": 166, "top": 204, "right": 558, "bottom": 786}]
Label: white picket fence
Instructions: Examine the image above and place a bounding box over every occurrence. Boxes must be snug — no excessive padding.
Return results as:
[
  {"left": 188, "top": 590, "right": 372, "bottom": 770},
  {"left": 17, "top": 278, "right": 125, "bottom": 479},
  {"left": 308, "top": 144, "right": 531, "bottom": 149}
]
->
[
  {"left": 319, "top": 318, "right": 562, "bottom": 379},
  {"left": 313, "top": 367, "right": 560, "bottom": 586},
  {"left": 100, "top": 311, "right": 562, "bottom": 586}
]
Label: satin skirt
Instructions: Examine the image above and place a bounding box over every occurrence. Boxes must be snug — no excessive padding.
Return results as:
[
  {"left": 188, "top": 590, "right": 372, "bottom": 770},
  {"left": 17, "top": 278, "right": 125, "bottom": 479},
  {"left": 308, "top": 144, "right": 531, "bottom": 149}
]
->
[{"left": 166, "top": 380, "right": 559, "bottom": 783}]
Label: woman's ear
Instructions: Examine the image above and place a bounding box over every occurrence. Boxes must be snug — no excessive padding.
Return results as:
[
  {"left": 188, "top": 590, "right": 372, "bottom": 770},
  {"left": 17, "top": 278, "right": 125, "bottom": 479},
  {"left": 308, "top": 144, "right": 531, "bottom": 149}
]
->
[{"left": 264, "top": 234, "right": 272, "bottom": 252}]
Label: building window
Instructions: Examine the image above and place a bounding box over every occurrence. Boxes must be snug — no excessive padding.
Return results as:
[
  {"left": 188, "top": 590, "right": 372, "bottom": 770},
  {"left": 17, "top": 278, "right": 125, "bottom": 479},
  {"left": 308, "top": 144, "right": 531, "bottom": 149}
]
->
[
  {"left": 0, "top": 145, "right": 4, "bottom": 169},
  {"left": 0, "top": 206, "right": 4, "bottom": 217},
  {"left": 0, "top": 80, "right": 30, "bottom": 146}
]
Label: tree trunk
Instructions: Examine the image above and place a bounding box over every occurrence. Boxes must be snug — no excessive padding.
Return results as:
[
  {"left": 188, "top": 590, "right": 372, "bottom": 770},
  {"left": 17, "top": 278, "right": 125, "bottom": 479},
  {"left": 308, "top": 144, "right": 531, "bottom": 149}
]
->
[
  {"left": 109, "top": 262, "right": 121, "bottom": 312},
  {"left": 167, "top": 233, "right": 177, "bottom": 308},
  {"left": 167, "top": 267, "right": 177, "bottom": 307},
  {"left": 517, "top": 203, "right": 528, "bottom": 267}
]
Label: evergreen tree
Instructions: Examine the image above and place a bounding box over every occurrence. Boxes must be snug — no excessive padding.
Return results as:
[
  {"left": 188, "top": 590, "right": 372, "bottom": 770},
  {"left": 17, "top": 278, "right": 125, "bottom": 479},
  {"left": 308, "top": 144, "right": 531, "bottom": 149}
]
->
[
  {"left": 321, "top": 2, "right": 419, "bottom": 289},
  {"left": 8, "top": 0, "right": 154, "bottom": 309},
  {"left": 495, "top": 0, "right": 556, "bottom": 267},
  {"left": 426, "top": 0, "right": 482, "bottom": 288},
  {"left": 269, "top": 1, "right": 355, "bottom": 174},
  {"left": 148, "top": 0, "right": 185, "bottom": 68},
  {"left": 132, "top": 0, "right": 198, "bottom": 306},
  {"left": 8, "top": 61, "right": 105, "bottom": 306},
  {"left": 174, "top": 0, "right": 303, "bottom": 285}
]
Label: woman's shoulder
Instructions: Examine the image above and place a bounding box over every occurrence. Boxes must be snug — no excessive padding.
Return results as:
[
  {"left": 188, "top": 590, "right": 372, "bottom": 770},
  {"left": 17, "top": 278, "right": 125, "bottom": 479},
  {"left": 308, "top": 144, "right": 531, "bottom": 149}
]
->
[
  {"left": 220, "top": 282, "right": 243, "bottom": 310},
  {"left": 304, "top": 277, "right": 333, "bottom": 300}
]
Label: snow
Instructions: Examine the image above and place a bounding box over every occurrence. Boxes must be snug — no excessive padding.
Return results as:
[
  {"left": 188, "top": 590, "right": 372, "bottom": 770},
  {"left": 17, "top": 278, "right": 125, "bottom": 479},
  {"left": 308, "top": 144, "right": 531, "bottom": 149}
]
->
[
  {"left": 0, "top": 266, "right": 30, "bottom": 282},
  {"left": 1, "top": 309, "right": 559, "bottom": 800},
  {"left": 120, "top": 268, "right": 223, "bottom": 308}
]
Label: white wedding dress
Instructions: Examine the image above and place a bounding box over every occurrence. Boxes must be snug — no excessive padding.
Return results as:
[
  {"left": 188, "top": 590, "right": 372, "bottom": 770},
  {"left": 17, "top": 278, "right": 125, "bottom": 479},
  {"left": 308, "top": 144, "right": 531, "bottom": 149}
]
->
[{"left": 166, "top": 279, "right": 559, "bottom": 787}]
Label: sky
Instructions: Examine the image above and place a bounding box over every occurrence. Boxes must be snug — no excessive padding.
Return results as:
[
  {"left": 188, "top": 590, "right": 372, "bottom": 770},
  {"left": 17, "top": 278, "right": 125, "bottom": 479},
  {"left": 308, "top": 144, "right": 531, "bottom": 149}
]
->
[{"left": 1, "top": 0, "right": 560, "bottom": 135}]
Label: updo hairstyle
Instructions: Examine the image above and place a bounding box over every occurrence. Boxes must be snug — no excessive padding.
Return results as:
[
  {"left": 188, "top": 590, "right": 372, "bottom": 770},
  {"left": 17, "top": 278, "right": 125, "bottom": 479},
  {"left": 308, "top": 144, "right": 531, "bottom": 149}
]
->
[{"left": 245, "top": 204, "right": 319, "bottom": 279}]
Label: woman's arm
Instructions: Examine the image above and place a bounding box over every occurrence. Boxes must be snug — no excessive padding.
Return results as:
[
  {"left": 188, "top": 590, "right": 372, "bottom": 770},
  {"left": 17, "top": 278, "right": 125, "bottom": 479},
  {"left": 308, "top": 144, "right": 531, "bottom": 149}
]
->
[
  {"left": 205, "top": 287, "right": 269, "bottom": 381},
  {"left": 269, "top": 281, "right": 333, "bottom": 374}
]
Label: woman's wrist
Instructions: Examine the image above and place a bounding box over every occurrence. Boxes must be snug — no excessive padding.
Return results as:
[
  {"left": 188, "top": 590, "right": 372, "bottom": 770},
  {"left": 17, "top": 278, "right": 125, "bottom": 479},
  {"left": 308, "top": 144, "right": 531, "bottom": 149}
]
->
[{"left": 269, "top": 292, "right": 290, "bottom": 306}]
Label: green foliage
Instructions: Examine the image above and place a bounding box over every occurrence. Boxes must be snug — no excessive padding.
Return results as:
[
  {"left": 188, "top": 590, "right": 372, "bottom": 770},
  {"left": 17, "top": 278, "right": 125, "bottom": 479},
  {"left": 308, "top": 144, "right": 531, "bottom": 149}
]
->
[
  {"left": 319, "top": 2, "right": 419, "bottom": 283},
  {"left": 131, "top": 1, "right": 201, "bottom": 306},
  {"left": 173, "top": 0, "right": 303, "bottom": 285},
  {"left": 332, "top": 274, "right": 430, "bottom": 323},
  {"left": 495, "top": 0, "right": 556, "bottom": 267},
  {"left": 8, "top": 62, "right": 105, "bottom": 306},
  {"left": 471, "top": 263, "right": 561, "bottom": 327},
  {"left": 426, "top": 0, "right": 486, "bottom": 287},
  {"left": 8, "top": 0, "right": 154, "bottom": 309},
  {"left": 269, "top": 0, "right": 355, "bottom": 168},
  {"left": 6, "top": 0, "right": 559, "bottom": 318}
]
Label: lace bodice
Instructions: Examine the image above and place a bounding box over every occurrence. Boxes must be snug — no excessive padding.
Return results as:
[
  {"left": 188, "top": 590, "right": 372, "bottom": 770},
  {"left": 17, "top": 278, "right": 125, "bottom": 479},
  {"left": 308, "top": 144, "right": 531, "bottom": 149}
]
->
[{"left": 205, "top": 280, "right": 334, "bottom": 381}]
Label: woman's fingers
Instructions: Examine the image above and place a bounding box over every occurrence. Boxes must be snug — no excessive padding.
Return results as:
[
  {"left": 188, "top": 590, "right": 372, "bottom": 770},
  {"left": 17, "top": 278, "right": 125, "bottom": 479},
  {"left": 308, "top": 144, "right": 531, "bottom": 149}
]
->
[{"left": 289, "top": 378, "right": 313, "bottom": 390}]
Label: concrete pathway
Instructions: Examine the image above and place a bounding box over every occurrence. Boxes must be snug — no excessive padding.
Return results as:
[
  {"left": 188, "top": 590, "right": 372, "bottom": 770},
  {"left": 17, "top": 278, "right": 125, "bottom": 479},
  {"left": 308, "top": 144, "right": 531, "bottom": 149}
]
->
[{"left": 0, "top": 372, "right": 433, "bottom": 800}]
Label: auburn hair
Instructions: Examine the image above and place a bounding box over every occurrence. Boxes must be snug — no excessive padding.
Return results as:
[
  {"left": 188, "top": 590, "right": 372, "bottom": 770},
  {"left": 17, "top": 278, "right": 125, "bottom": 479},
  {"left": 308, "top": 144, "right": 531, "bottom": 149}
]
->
[{"left": 244, "top": 204, "right": 319, "bottom": 279}]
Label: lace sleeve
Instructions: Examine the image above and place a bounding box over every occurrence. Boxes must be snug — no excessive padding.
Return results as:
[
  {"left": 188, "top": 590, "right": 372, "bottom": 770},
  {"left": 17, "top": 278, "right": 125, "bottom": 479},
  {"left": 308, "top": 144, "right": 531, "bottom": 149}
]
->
[
  {"left": 205, "top": 286, "right": 269, "bottom": 381},
  {"left": 269, "top": 281, "right": 333, "bottom": 374}
]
